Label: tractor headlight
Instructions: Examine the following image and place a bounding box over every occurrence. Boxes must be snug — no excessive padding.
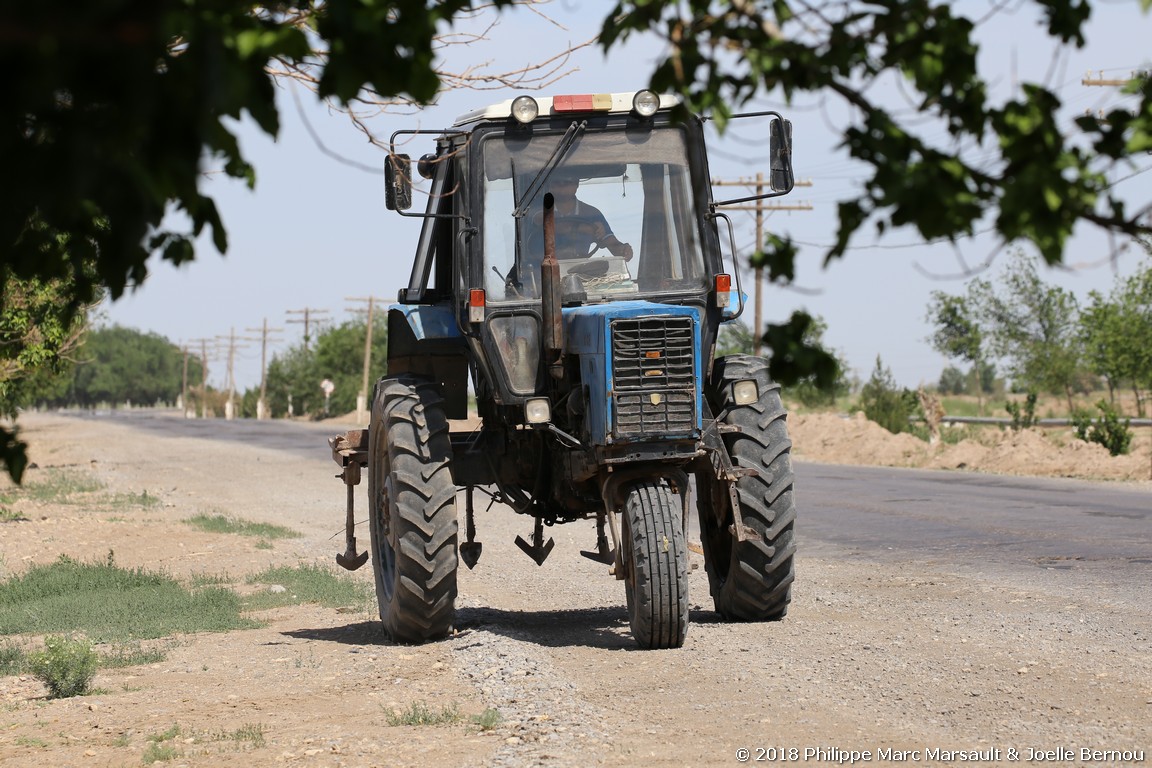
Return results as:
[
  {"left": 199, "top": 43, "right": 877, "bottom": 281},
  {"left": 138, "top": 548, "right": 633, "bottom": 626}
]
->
[
  {"left": 525, "top": 398, "right": 552, "bottom": 424},
  {"left": 632, "top": 90, "right": 660, "bottom": 117},
  {"left": 511, "top": 95, "right": 539, "bottom": 124},
  {"left": 733, "top": 380, "right": 759, "bottom": 405}
]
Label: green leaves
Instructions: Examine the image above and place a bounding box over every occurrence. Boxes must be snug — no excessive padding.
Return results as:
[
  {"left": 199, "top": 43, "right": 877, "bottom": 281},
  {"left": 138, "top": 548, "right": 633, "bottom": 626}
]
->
[
  {"left": 603, "top": 1, "right": 1152, "bottom": 267},
  {"left": 3, "top": 1, "right": 513, "bottom": 324}
]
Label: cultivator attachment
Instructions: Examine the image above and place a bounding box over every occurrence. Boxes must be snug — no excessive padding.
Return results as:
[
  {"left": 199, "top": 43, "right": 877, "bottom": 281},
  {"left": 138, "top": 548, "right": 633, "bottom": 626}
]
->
[
  {"left": 515, "top": 517, "right": 555, "bottom": 566},
  {"left": 330, "top": 430, "right": 369, "bottom": 571}
]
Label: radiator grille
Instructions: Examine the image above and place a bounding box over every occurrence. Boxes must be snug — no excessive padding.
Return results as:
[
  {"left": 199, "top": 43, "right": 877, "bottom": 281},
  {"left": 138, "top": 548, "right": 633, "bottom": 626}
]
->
[{"left": 611, "top": 316, "right": 696, "bottom": 437}]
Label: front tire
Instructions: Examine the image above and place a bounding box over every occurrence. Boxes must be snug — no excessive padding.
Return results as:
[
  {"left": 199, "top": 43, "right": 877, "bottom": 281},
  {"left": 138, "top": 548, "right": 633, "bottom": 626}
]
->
[
  {"left": 367, "top": 376, "right": 459, "bottom": 643},
  {"left": 622, "top": 480, "right": 688, "bottom": 649},
  {"left": 699, "top": 355, "right": 796, "bottom": 621}
]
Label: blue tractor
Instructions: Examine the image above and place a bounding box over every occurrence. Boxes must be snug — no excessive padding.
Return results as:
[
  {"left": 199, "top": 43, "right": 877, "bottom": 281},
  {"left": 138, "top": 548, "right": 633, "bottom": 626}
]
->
[{"left": 330, "top": 91, "right": 797, "bottom": 649}]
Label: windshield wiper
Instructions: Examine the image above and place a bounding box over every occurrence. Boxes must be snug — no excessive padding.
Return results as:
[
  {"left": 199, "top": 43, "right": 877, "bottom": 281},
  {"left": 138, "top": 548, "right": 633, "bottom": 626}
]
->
[{"left": 512, "top": 120, "right": 587, "bottom": 219}]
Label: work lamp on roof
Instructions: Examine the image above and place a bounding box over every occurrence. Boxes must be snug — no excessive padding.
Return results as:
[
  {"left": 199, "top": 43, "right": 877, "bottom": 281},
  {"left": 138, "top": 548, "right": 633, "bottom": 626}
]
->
[
  {"left": 632, "top": 90, "right": 660, "bottom": 117},
  {"left": 511, "top": 95, "right": 539, "bottom": 124}
]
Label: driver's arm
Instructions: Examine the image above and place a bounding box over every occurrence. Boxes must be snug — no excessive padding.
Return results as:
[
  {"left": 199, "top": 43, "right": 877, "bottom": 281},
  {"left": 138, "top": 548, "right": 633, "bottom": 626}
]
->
[
  {"left": 588, "top": 207, "right": 633, "bottom": 261},
  {"left": 599, "top": 233, "right": 633, "bottom": 261}
]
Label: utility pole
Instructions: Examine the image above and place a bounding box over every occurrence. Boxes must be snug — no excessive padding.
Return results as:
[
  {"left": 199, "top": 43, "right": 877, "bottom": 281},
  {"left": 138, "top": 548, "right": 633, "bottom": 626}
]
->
[
  {"left": 215, "top": 328, "right": 257, "bottom": 420},
  {"left": 346, "top": 296, "right": 385, "bottom": 425},
  {"left": 712, "top": 176, "right": 814, "bottom": 354},
  {"left": 244, "top": 318, "right": 283, "bottom": 420},
  {"left": 187, "top": 338, "right": 215, "bottom": 419},
  {"left": 179, "top": 344, "right": 189, "bottom": 417},
  {"left": 285, "top": 307, "right": 330, "bottom": 349}
]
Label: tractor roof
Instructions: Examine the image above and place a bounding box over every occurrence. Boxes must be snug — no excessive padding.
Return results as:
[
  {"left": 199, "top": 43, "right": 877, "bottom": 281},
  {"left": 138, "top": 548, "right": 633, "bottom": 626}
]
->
[{"left": 453, "top": 91, "right": 681, "bottom": 127}]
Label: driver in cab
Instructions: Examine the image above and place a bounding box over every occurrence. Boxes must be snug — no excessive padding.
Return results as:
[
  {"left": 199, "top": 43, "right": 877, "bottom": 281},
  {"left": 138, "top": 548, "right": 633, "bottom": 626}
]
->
[{"left": 544, "top": 172, "right": 633, "bottom": 261}]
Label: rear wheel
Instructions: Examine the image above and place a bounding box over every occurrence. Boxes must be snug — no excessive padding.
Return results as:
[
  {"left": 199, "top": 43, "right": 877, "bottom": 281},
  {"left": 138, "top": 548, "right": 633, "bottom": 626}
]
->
[
  {"left": 699, "top": 355, "right": 796, "bottom": 621},
  {"left": 367, "top": 376, "right": 459, "bottom": 643},
  {"left": 622, "top": 480, "right": 688, "bottom": 649}
]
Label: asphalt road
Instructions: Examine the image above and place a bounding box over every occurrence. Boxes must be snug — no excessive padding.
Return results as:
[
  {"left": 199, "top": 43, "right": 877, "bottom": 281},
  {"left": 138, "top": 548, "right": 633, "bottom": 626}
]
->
[{"left": 92, "top": 409, "right": 1152, "bottom": 588}]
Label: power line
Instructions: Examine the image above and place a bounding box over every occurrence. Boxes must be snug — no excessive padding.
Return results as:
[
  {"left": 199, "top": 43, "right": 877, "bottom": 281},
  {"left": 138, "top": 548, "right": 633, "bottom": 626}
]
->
[{"left": 285, "top": 307, "right": 330, "bottom": 349}]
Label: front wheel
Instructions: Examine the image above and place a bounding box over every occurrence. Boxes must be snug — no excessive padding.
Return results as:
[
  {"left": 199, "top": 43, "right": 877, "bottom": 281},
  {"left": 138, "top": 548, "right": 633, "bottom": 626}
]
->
[
  {"left": 367, "top": 376, "right": 459, "bottom": 643},
  {"left": 699, "top": 355, "right": 796, "bottom": 621},
  {"left": 622, "top": 480, "right": 688, "bottom": 649}
]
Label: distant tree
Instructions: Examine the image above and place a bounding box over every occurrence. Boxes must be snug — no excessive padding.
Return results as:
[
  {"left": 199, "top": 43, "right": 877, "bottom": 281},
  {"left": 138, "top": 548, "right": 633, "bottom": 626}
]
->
[
  {"left": 264, "top": 315, "right": 388, "bottom": 419},
  {"left": 1081, "top": 260, "right": 1152, "bottom": 416},
  {"left": 937, "top": 365, "right": 967, "bottom": 396},
  {"left": 1080, "top": 289, "right": 1129, "bottom": 406},
  {"left": 858, "top": 356, "right": 919, "bottom": 436},
  {"left": 61, "top": 326, "right": 194, "bottom": 408},
  {"left": 969, "top": 251, "right": 1084, "bottom": 413},
  {"left": 0, "top": 275, "right": 90, "bottom": 419},
  {"left": 926, "top": 292, "right": 989, "bottom": 413}
]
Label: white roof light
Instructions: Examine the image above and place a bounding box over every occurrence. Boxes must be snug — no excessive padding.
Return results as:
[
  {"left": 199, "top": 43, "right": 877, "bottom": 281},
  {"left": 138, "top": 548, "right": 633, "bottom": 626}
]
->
[
  {"left": 510, "top": 95, "right": 539, "bottom": 124},
  {"left": 633, "top": 90, "right": 661, "bottom": 117}
]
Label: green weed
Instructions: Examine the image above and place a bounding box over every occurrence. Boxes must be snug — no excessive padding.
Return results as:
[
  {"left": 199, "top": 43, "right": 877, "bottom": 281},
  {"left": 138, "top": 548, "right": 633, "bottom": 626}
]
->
[
  {"left": 214, "top": 722, "right": 267, "bottom": 748},
  {"left": 107, "top": 490, "right": 162, "bottom": 509},
  {"left": 0, "top": 507, "right": 28, "bottom": 523},
  {"left": 20, "top": 470, "right": 104, "bottom": 504},
  {"left": 243, "top": 563, "right": 371, "bottom": 612},
  {"left": 385, "top": 700, "right": 462, "bottom": 727},
  {"left": 0, "top": 640, "right": 26, "bottom": 675},
  {"left": 185, "top": 513, "right": 299, "bottom": 540},
  {"left": 188, "top": 571, "right": 234, "bottom": 588},
  {"left": 141, "top": 741, "right": 180, "bottom": 763},
  {"left": 472, "top": 707, "right": 502, "bottom": 731},
  {"left": 0, "top": 553, "right": 257, "bottom": 642},
  {"left": 27, "top": 634, "right": 98, "bottom": 698},
  {"left": 99, "top": 641, "right": 168, "bottom": 668}
]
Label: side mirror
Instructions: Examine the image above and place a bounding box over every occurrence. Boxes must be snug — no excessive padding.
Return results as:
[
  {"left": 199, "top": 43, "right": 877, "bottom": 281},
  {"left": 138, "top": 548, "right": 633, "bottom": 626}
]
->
[
  {"left": 769, "top": 118, "right": 794, "bottom": 194},
  {"left": 385, "top": 154, "right": 413, "bottom": 211}
]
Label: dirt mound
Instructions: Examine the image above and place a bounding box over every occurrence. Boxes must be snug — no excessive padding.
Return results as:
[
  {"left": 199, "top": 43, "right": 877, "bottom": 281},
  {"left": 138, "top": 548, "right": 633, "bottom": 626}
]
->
[{"left": 789, "top": 410, "right": 1152, "bottom": 483}]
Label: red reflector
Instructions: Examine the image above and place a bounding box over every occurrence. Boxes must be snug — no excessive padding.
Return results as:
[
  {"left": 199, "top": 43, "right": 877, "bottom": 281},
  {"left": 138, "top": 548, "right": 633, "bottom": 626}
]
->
[
  {"left": 553, "top": 94, "right": 613, "bottom": 112},
  {"left": 554, "top": 94, "right": 593, "bottom": 112}
]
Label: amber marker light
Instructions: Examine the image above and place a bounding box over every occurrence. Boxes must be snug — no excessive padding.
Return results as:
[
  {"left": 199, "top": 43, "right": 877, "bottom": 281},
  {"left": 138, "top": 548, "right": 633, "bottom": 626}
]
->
[
  {"left": 469, "top": 289, "right": 486, "bottom": 323},
  {"left": 715, "top": 273, "right": 732, "bottom": 308}
]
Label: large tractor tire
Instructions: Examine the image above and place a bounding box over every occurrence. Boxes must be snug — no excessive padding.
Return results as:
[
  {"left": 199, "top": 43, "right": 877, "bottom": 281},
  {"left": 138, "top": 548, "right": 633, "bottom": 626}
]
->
[
  {"left": 622, "top": 480, "right": 689, "bottom": 649},
  {"left": 367, "top": 376, "right": 459, "bottom": 643},
  {"left": 700, "top": 354, "right": 796, "bottom": 621}
]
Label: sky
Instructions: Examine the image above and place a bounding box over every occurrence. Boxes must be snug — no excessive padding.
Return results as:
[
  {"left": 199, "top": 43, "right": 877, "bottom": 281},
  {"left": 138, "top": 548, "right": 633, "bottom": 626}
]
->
[{"left": 102, "top": 1, "right": 1152, "bottom": 395}]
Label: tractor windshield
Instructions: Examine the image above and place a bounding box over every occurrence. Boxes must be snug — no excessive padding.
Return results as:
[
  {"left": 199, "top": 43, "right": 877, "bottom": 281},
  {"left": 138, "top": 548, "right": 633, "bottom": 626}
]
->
[{"left": 480, "top": 126, "right": 708, "bottom": 304}]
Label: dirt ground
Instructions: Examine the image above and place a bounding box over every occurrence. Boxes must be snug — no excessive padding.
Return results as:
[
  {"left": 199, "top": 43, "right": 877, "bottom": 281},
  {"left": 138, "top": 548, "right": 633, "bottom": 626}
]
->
[
  {"left": 0, "top": 410, "right": 1149, "bottom": 767},
  {"left": 788, "top": 410, "right": 1152, "bottom": 484}
]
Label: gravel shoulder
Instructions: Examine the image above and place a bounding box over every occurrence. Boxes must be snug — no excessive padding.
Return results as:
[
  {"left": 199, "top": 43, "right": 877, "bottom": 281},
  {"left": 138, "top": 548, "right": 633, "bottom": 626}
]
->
[{"left": 0, "top": 411, "right": 1149, "bottom": 767}]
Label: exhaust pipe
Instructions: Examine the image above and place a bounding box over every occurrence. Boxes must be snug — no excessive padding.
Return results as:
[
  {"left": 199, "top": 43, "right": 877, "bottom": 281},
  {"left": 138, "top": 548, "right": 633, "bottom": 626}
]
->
[{"left": 541, "top": 193, "right": 564, "bottom": 379}]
